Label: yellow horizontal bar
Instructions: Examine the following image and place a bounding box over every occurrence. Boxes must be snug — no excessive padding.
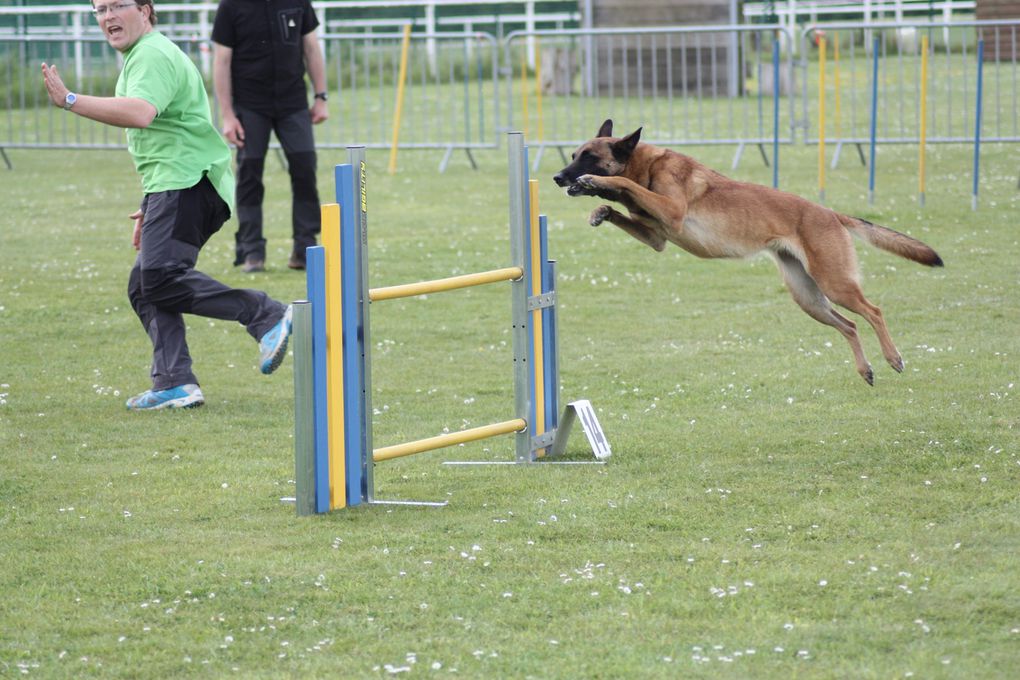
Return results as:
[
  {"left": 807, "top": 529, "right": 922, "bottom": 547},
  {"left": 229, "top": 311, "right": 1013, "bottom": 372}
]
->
[
  {"left": 373, "top": 418, "right": 527, "bottom": 462},
  {"left": 369, "top": 266, "right": 524, "bottom": 302}
]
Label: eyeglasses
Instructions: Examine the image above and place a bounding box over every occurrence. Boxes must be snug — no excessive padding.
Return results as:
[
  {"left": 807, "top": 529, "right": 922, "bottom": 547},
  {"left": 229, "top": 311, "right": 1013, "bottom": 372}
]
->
[{"left": 91, "top": 2, "right": 138, "bottom": 19}]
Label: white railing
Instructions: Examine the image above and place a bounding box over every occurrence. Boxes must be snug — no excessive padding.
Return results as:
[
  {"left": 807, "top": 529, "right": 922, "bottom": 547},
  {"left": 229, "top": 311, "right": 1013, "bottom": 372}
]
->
[
  {"left": 743, "top": 0, "right": 975, "bottom": 53},
  {"left": 743, "top": 0, "right": 976, "bottom": 22},
  {"left": 0, "top": 1, "right": 576, "bottom": 79},
  {"left": 0, "top": 1, "right": 574, "bottom": 35}
]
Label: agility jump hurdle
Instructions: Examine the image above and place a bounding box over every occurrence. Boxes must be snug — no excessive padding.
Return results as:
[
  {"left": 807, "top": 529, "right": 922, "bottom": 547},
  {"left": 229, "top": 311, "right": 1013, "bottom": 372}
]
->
[{"left": 291, "top": 132, "right": 609, "bottom": 515}]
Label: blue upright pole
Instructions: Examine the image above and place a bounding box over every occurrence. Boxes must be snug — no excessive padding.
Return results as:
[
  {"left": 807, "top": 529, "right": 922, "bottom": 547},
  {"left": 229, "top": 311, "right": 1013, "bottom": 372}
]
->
[
  {"left": 539, "top": 214, "right": 557, "bottom": 431},
  {"left": 868, "top": 35, "right": 880, "bottom": 205},
  {"left": 306, "top": 246, "right": 330, "bottom": 513},
  {"left": 972, "top": 40, "right": 984, "bottom": 211}
]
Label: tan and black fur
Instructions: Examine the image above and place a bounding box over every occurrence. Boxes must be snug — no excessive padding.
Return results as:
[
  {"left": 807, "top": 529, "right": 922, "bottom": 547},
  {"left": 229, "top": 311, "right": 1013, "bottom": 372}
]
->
[{"left": 553, "top": 119, "right": 944, "bottom": 385}]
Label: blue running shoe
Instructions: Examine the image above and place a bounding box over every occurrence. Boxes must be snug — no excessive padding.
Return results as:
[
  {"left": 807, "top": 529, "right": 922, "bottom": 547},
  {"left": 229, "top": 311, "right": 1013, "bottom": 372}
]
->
[
  {"left": 259, "top": 305, "right": 293, "bottom": 375},
  {"left": 125, "top": 384, "right": 204, "bottom": 411}
]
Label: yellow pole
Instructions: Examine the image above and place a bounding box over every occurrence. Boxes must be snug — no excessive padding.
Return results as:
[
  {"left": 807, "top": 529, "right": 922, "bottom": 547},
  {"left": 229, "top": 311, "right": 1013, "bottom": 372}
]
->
[
  {"left": 387, "top": 24, "right": 412, "bottom": 175},
  {"left": 528, "top": 179, "right": 545, "bottom": 455},
  {"left": 369, "top": 267, "right": 523, "bottom": 302},
  {"left": 373, "top": 419, "right": 527, "bottom": 462},
  {"left": 919, "top": 34, "right": 929, "bottom": 206},
  {"left": 534, "top": 37, "right": 544, "bottom": 141},
  {"left": 818, "top": 35, "right": 826, "bottom": 203},
  {"left": 320, "top": 204, "right": 346, "bottom": 509}
]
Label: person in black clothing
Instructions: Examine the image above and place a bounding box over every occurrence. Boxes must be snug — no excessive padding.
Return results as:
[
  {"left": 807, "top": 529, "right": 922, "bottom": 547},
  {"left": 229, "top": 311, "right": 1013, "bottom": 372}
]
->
[{"left": 212, "top": 0, "right": 328, "bottom": 272}]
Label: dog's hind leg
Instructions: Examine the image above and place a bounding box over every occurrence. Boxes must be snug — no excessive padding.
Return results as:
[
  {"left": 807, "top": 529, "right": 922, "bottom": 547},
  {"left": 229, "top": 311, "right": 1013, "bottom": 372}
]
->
[
  {"left": 590, "top": 205, "right": 667, "bottom": 251},
  {"left": 774, "top": 250, "right": 875, "bottom": 385},
  {"left": 796, "top": 224, "right": 905, "bottom": 374},
  {"left": 811, "top": 267, "right": 904, "bottom": 375}
]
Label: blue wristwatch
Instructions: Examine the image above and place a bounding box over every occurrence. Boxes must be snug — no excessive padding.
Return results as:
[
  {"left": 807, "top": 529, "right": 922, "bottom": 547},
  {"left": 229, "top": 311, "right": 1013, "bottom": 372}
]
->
[{"left": 63, "top": 92, "right": 77, "bottom": 111}]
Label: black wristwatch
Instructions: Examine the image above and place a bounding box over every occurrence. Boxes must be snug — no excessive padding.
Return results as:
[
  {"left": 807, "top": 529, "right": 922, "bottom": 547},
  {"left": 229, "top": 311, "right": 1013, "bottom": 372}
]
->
[{"left": 314, "top": 92, "right": 328, "bottom": 102}]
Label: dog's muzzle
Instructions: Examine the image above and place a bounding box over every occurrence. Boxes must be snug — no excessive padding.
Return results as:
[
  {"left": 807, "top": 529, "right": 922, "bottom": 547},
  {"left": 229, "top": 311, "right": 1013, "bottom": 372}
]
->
[{"left": 553, "top": 171, "right": 587, "bottom": 196}]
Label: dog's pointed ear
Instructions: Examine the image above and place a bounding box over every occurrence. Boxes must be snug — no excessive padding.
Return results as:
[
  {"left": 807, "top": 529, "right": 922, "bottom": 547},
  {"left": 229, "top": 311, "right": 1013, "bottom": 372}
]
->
[
  {"left": 597, "top": 119, "right": 614, "bottom": 138},
  {"left": 612, "top": 127, "right": 642, "bottom": 161}
]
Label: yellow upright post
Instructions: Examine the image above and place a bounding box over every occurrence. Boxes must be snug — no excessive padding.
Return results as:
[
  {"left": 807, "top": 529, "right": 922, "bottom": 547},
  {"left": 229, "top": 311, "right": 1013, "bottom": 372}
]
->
[
  {"left": 919, "top": 34, "right": 929, "bottom": 207},
  {"left": 818, "top": 35, "right": 826, "bottom": 203},
  {"left": 528, "top": 179, "right": 545, "bottom": 456},
  {"left": 321, "top": 204, "right": 346, "bottom": 509},
  {"left": 387, "top": 24, "right": 412, "bottom": 175}
]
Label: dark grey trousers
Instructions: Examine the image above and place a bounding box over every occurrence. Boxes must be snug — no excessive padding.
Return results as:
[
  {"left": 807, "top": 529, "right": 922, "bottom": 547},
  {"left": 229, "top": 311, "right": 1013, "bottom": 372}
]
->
[
  {"left": 233, "top": 106, "right": 320, "bottom": 265},
  {"left": 128, "top": 176, "right": 287, "bottom": 391}
]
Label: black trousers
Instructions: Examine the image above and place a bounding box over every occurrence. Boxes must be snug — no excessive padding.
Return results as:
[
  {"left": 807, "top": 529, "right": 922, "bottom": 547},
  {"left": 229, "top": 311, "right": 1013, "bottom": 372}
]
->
[
  {"left": 233, "top": 105, "right": 320, "bottom": 264},
  {"left": 128, "top": 176, "right": 287, "bottom": 390}
]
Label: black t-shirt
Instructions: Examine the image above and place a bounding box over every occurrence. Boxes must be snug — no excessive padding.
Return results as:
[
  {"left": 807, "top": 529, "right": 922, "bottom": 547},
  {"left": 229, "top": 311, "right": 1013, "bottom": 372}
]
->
[{"left": 212, "top": 0, "right": 319, "bottom": 116}]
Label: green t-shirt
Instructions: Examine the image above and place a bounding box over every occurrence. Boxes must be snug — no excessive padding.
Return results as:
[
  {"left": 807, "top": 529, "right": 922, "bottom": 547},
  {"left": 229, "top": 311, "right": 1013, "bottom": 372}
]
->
[{"left": 116, "top": 31, "right": 234, "bottom": 212}]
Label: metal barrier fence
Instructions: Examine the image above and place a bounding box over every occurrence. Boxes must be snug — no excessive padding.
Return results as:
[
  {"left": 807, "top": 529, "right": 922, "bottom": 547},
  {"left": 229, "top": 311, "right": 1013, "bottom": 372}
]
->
[
  {"left": 318, "top": 31, "right": 499, "bottom": 162},
  {"left": 798, "top": 20, "right": 1020, "bottom": 150},
  {"left": 0, "top": 31, "right": 498, "bottom": 159},
  {"left": 1, "top": 33, "right": 210, "bottom": 151},
  {"left": 3, "top": 21, "right": 1019, "bottom": 176},
  {"left": 503, "top": 25, "right": 797, "bottom": 172},
  {"left": 0, "top": 24, "right": 798, "bottom": 174}
]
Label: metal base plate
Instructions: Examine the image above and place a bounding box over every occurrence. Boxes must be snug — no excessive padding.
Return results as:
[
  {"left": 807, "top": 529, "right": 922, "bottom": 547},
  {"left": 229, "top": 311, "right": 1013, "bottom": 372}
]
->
[
  {"left": 442, "top": 460, "right": 605, "bottom": 465},
  {"left": 368, "top": 499, "right": 449, "bottom": 507}
]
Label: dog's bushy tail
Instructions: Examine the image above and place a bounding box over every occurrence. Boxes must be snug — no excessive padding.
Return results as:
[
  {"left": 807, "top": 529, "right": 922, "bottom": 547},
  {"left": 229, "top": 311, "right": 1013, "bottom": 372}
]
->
[{"left": 841, "top": 216, "right": 944, "bottom": 267}]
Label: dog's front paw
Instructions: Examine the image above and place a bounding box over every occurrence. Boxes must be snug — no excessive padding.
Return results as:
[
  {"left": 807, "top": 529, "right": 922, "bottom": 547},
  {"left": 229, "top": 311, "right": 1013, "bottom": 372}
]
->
[
  {"left": 574, "top": 174, "right": 621, "bottom": 200},
  {"left": 568, "top": 175, "right": 602, "bottom": 197},
  {"left": 567, "top": 174, "right": 600, "bottom": 197},
  {"left": 589, "top": 205, "right": 612, "bottom": 227}
]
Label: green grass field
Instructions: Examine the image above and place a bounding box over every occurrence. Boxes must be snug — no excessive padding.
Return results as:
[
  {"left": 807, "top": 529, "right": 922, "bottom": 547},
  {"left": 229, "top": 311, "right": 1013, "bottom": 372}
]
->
[{"left": 1, "top": 138, "right": 1018, "bottom": 678}]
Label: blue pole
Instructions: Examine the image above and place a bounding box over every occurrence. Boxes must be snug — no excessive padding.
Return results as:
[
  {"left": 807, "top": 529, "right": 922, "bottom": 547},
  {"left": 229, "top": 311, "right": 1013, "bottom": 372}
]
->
[
  {"left": 772, "top": 37, "right": 780, "bottom": 188},
  {"left": 868, "top": 35, "right": 880, "bottom": 205},
  {"left": 306, "top": 246, "right": 330, "bottom": 513},
  {"left": 336, "top": 164, "right": 364, "bottom": 506},
  {"left": 539, "top": 214, "right": 557, "bottom": 431},
  {"left": 756, "top": 59, "right": 765, "bottom": 147},
  {"left": 972, "top": 40, "right": 984, "bottom": 211}
]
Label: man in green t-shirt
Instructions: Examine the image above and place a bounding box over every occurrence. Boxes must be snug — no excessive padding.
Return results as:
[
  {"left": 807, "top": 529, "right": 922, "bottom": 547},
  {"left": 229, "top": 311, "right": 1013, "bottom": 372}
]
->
[{"left": 42, "top": 0, "right": 293, "bottom": 410}]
